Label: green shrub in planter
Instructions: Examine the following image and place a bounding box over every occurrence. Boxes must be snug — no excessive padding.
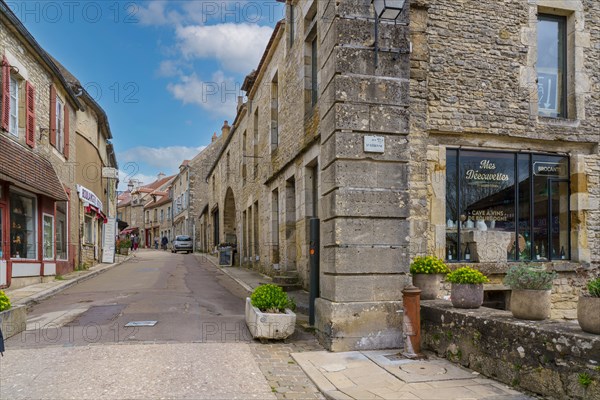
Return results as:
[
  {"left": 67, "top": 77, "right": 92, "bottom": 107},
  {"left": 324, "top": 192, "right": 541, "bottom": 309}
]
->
[
  {"left": 587, "top": 277, "right": 600, "bottom": 298},
  {"left": 503, "top": 264, "right": 556, "bottom": 290},
  {"left": 120, "top": 239, "right": 132, "bottom": 249},
  {"left": 250, "top": 284, "right": 295, "bottom": 313},
  {"left": 446, "top": 267, "right": 489, "bottom": 284},
  {"left": 0, "top": 290, "right": 11, "bottom": 312},
  {"left": 410, "top": 256, "right": 450, "bottom": 275}
]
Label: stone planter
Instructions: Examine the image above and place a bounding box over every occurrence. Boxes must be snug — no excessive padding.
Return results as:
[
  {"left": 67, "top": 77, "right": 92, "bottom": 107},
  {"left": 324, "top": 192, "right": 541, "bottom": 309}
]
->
[
  {"left": 450, "top": 283, "right": 484, "bottom": 309},
  {"left": 510, "top": 289, "right": 551, "bottom": 320},
  {"left": 577, "top": 296, "right": 600, "bottom": 334},
  {"left": 412, "top": 274, "right": 445, "bottom": 300},
  {"left": 0, "top": 304, "right": 27, "bottom": 339},
  {"left": 120, "top": 247, "right": 129, "bottom": 256},
  {"left": 245, "top": 297, "right": 296, "bottom": 340}
]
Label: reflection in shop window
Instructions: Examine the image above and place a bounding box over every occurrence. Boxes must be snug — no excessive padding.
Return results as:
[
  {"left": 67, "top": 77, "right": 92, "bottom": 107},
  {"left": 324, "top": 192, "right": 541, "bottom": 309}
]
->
[
  {"left": 446, "top": 150, "right": 570, "bottom": 262},
  {"left": 43, "top": 214, "right": 54, "bottom": 259},
  {"left": 10, "top": 192, "right": 36, "bottom": 259}
]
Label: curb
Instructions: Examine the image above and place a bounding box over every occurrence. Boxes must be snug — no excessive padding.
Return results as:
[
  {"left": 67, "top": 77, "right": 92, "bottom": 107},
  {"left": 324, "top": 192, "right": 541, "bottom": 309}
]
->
[
  {"left": 194, "top": 253, "right": 254, "bottom": 294},
  {"left": 14, "top": 255, "right": 132, "bottom": 308}
]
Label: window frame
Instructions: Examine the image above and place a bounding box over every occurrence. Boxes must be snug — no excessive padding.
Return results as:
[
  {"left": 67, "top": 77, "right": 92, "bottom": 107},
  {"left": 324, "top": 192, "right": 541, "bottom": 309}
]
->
[
  {"left": 56, "top": 96, "right": 64, "bottom": 153},
  {"left": 56, "top": 200, "right": 68, "bottom": 261},
  {"left": 537, "top": 13, "right": 568, "bottom": 119},
  {"left": 9, "top": 74, "right": 19, "bottom": 137},
  {"left": 9, "top": 189, "right": 37, "bottom": 260},
  {"left": 445, "top": 148, "right": 571, "bottom": 263},
  {"left": 42, "top": 213, "right": 55, "bottom": 260}
]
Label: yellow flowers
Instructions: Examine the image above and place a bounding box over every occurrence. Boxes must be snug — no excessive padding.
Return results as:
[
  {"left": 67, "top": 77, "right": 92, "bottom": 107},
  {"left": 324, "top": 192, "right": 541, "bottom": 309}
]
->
[{"left": 410, "top": 256, "right": 451, "bottom": 275}]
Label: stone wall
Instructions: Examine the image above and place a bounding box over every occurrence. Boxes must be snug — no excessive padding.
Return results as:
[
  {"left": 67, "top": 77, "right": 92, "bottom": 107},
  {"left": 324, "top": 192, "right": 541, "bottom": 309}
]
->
[{"left": 421, "top": 301, "right": 600, "bottom": 400}]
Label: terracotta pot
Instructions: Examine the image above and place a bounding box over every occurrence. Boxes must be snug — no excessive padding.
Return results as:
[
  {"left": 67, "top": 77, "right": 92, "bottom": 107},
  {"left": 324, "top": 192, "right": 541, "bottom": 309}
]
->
[
  {"left": 450, "top": 283, "right": 484, "bottom": 309},
  {"left": 578, "top": 296, "right": 600, "bottom": 334},
  {"left": 412, "top": 274, "right": 444, "bottom": 300},
  {"left": 510, "top": 289, "right": 551, "bottom": 320}
]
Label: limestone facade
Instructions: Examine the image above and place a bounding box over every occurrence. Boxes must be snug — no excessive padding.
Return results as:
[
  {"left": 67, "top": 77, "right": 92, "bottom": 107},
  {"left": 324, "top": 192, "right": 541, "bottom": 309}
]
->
[{"left": 192, "top": 0, "right": 598, "bottom": 350}]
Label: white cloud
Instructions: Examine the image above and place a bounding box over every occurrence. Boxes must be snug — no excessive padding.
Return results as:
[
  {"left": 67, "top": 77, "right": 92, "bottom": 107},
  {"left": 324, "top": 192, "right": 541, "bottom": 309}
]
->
[
  {"left": 117, "top": 170, "right": 159, "bottom": 192},
  {"left": 118, "top": 145, "right": 207, "bottom": 173},
  {"left": 175, "top": 23, "right": 273, "bottom": 73},
  {"left": 167, "top": 71, "right": 241, "bottom": 117},
  {"left": 137, "top": 1, "right": 184, "bottom": 26},
  {"left": 156, "top": 60, "right": 182, "bottom": 77}
]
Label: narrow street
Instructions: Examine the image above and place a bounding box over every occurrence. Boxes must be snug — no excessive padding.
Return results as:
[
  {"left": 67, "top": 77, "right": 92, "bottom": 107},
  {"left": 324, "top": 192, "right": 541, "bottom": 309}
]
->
[{"left": 0, "top": 251, "right": 324, "bottom": 399}]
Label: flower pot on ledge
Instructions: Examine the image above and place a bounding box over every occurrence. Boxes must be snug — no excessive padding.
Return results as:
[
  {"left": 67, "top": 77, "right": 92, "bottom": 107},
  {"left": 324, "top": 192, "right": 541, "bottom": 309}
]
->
[
  {"left": 245, "top": 298, "right": 296, "bottom": 340},
  {"left": 412, "top": 274, "right": 445, "bottom": 300},
  {"left": 578, "top": 296, "right": 600, "bottom": 334},
  {"left": 450, "top": 283, "right": 484, "bottom": 309}
]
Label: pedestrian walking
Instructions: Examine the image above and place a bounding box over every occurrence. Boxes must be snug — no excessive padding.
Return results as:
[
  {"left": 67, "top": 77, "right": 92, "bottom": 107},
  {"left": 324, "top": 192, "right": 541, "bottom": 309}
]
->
[
  {"left": 130, "top": 234, "right": 135, "bottom": 251},
  {"left": 154, "top": 237, "right": 159, "bottom": 249},
  {"left": 161, "top": 236, "right": 168, "bottom": 251},
  {"left": 133, "top": 235, "right": 139, "bottom": 251}
]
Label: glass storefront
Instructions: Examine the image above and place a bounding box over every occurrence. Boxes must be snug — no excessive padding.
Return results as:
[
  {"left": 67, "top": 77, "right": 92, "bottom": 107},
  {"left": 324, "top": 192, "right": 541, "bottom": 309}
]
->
[
  {"left": 446, "top": 150, "right": 570, "bottom": 262},
  {"left": 10, "top": 191, "right": 36, "bottom": 259},
  {"left": 56, "top": 201, "right": 68, "bottom": 260}
]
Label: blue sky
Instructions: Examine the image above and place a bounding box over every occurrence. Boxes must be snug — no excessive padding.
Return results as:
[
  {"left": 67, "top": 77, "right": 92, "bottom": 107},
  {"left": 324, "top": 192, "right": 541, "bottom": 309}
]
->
[{"left": 12, "top": 1, "right": 284, "bottom": 188}]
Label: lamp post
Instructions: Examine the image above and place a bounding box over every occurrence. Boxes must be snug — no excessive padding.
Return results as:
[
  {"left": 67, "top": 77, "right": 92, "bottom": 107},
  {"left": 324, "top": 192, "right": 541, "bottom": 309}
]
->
[{"left": 127, "top": 181, "right": 134, "bottom": 192}]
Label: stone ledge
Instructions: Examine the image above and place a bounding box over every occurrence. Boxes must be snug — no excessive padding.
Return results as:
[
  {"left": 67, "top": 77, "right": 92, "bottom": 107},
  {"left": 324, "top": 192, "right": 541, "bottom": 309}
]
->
[
  {"left": 421, "top": 301, "right": 600, "bottom": 399},
  {"left": 0, "top": 305, "right": 27, "bottom": 339}
]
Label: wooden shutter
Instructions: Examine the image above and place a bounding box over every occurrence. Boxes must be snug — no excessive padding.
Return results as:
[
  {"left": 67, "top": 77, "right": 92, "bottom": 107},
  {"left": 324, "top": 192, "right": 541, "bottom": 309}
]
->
[
  {"left": 1, "top": 56, "right": 10, "bottom": 132},
  {"left": 63, "top": 103, "right": 69, "bottom": 159},
  {"left": 25, "top": 81, "right": 35, "bottom": 147},
  {"left": 49, "top": 84, "right": 56, "bottom": 147}
]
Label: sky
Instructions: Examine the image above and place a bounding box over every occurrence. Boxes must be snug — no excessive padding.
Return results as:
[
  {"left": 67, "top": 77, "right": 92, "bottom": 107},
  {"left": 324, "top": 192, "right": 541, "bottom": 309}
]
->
[{"left": 11, "top": 0, "right": 284, "bottom": 189}]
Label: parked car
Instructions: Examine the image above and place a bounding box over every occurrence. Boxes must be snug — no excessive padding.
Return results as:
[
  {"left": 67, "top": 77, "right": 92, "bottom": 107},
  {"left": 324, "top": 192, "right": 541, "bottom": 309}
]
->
[{"left": 172, "top": 235, "right": 193, "bottom": 254}]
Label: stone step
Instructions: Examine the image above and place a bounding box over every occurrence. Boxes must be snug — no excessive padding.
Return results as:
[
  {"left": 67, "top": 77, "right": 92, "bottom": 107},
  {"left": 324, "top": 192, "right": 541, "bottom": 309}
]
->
[
  {"left": 277, "top": 282, "right": 302, "bottom": 292},
  {"left": 273, "top": 275, "right": 299, "bottom": 285}
]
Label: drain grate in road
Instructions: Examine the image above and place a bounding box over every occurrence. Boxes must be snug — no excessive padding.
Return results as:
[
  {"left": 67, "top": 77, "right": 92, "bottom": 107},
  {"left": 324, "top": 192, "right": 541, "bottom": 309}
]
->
[{"left": 125, "top": 321, "right": 158, "bottom": 327}]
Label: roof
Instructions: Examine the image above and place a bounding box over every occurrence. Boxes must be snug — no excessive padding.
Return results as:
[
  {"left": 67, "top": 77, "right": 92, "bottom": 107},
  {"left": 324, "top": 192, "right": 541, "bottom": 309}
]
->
[
  {"left": 0, "top": 135, "right": 68, "bottom": 201},
  {"left": 0, "top": 0, "right": 82, "bottom": 110},
  {"left": 117, "top": 191, "right": 132, "bottom": 207},
  {"left": 144, "top": 194, "right": 172, "bottom": 209}
]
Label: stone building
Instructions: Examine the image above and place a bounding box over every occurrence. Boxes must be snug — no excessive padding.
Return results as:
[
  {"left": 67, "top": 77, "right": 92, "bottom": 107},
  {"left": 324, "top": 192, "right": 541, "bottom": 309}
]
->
[
  {"left": 171, "top": 160, "right": 191, "bottom": 238},
  {"left": 197, "top": 0, "right": 599, "bottom": 351}
]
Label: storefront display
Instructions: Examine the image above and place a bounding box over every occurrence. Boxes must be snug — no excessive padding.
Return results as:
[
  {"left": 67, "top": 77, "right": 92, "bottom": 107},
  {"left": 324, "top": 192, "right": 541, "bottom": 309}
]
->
[
  {"left": 446, "top": 150, "right": 570, "bottom": 262},
  {"left": 10, "top": 191, "right": 36, "bottom": 259}
]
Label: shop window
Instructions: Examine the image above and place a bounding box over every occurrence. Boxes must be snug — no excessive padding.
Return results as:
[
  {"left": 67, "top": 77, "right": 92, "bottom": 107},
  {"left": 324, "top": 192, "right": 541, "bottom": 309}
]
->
[
  {"left": 56, "top": 201, "right": 68, "bottom": 260},
  {"left": 446, "top": 150, "right": 570, "bottom": 262},
  {"left": 43, "top": 214, "right": 54, "bottom": 259},
  {"left": 84, "top": 215, "right": 93, "bottom": 244},
  {"left": 10, "top": 191, "right": 36, "bottom": 259},
  {"left": 537, "top": 14, "right": 567, "bottom": 118}
]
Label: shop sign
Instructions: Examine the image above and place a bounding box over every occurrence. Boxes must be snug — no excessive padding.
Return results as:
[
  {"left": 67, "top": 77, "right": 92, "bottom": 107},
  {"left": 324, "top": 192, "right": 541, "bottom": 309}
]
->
[
  {"left": 465, "top": 159, "right": 510, "bottom": 182},
  {"left": 364, "top": 136, "right": 385, "bottom": 153},
  {"left": 77, "top": 185, "right": 103, "bottom": 212},
  {"left": 533, "top": 162, "right": 566, "bottom": 177},
  {"left": 102, "top": 167, "right": 119, "bottom": 179}
]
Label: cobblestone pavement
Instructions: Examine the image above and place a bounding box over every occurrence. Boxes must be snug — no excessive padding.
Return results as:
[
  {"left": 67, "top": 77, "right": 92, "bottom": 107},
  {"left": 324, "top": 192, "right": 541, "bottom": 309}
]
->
[{"left": 249, "top": 328, "right": 327, "bottom": 400}]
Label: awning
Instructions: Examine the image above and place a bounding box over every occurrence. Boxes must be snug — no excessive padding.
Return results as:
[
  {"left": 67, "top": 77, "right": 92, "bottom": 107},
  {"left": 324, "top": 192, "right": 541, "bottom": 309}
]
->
[
  {"left": 120, "top": 227, "right": 139, "bottom": 235},
  {"left": 0, "top": 135, "right": 68, "bottom": 201}
]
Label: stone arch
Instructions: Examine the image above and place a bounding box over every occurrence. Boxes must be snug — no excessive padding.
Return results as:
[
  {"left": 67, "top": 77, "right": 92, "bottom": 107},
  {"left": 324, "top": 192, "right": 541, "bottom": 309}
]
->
[{"left": 223, "top": 187, "right": 237, "bottom": 244}]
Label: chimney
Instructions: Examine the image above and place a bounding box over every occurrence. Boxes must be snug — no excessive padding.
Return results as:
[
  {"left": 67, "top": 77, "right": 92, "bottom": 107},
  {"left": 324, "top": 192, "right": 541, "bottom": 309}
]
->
[
  {"left": 221, "top": 120, "right": 231, "bottom": 138},
  {"left": 237, "top": 96, "right": 244, "bottom": 112},
  {"left": 212, "top": 132, "right": 218, "bottom": 142},
  {"left": 157, "top": 172, "right": 166, "bottom": 181}
]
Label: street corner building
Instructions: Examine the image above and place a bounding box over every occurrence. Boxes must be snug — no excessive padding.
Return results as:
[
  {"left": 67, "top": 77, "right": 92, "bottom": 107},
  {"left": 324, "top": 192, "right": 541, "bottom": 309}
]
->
[
  {"left": 188, "top": 0, "right": 599, "bottom": 351},
  {"left": 0, "top": 0, "right": 118, "bottom": 289}
]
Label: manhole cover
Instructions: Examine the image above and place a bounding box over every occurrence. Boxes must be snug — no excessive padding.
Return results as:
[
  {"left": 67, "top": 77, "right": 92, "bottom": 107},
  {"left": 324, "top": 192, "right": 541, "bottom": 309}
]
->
[
  {"left": 125, "top": 321, "right": 158, "bottom": 327},
  {"left": 400, "top": 362, "right": 447, "bottom": 376}
]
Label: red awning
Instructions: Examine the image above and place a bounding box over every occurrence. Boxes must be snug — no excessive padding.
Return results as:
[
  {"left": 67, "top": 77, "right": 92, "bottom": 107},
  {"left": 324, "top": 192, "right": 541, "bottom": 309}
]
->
[{"left": 120, "top": 227, "right": 139, "bottom": 235}]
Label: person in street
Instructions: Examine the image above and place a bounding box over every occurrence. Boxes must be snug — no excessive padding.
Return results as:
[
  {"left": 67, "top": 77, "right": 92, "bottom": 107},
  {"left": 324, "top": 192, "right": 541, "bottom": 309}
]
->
[
  {"left": 133, "top": 235, "right": 139, "bottom": 251},
  {"left": 161, "top": 236, "right": 168, "bottom": 251},
  {"left": 154, "top": 237, "right": 159, "bottom": 249},
  {"left": 130, "top": 234, "right": 135, "bottom": 251}
]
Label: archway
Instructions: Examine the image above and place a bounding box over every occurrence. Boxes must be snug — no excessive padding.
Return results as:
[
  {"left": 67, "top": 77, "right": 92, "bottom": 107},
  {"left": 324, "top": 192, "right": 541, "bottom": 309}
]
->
[{"left": 223, "top": 187, "right": 237, "bottom": 245}]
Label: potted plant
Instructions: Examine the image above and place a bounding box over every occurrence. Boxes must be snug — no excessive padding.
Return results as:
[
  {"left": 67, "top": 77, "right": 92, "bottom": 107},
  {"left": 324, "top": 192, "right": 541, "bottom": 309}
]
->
[
  {"left": 410, "top": 256, "right": 451, "bottom": 300},
  {"left": 504, "top": 264, "right": 556, "bottom": 320},
  {"left": 446, "top": 267, "right": 489, "bottom": 309},
  {"left": 245, "top": 284, "right": 296, "bottom": 340},
  {"left": 119, "top": 239, "right": 131, "bottom": 255},
  {"left": 578, "top": 277, "right": 600, "bottom": 334}
]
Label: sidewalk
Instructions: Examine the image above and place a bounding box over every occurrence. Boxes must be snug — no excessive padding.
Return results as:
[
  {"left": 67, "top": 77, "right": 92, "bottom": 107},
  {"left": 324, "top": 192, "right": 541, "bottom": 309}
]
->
[
  {"left": 4, "top": 253, "right": 131, "bottom": 307},
  {"left": 202, "top": 255, "right": 535, "bottom": 400}
]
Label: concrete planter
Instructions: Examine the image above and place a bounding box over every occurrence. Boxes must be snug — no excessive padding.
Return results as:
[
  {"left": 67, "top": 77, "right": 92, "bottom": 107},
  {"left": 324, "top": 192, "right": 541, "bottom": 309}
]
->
[
  {"left": 450, "top": 283, "right": 484, "bottom": 309},
  {"left": 412, "top": 274, "right": 444, "bottom": 300},
  {"left": 0, "top": 304, "right": 27, "bottom": 339},
  {"left": 510, "top": 289, "right": 551, "bottom": 321},
  {"left": 245, "top": 297, "right": 296, "bottom": 340},
  {"left": 577, "top": 296, "right": 600, "bottom": 334}
]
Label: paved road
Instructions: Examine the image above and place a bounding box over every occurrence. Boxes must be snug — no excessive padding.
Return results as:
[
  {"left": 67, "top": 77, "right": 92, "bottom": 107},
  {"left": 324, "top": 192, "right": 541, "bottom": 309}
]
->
[{"left": 0, "top": 250, "right": 280, "bottom": 399}]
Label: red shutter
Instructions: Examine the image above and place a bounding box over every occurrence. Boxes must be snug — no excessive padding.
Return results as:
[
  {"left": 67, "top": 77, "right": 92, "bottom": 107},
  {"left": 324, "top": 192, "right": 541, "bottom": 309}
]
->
[
  {"left": 25, "top": 82, "right": 35, "bottom": 148},
  {"left": 1, "top": 56, "right": 10, "bottom": 132},
  {"left": 63, "top": 103, "right": 69, "bottom": 159},
  {"left": 49, "top": 84, "right": 56, "bottom": 147}
]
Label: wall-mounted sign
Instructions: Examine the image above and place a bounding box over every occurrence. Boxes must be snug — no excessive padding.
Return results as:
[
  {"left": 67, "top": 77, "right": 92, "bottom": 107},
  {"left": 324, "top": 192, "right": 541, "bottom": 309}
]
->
[
  {"left": 364, "top": 136, "right": 385, "bottom": 153},
  {"left": 77, "top": 185, "right": 103, "bottom": 212},
  {"left": 533, "top": 162, "right": 566, "bottom": 177},
  {"left": 465, "top": 159, "right": 510, "bottom": 182},
  {"left": 102, "top": 167, "right": 119, "bottom": 179}
]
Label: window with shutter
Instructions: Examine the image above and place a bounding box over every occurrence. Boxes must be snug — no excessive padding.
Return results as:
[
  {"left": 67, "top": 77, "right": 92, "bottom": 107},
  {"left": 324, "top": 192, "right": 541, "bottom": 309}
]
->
[
  {"left": 25, "top": 82, "right": 35, "bottom": 147},
  {"left": 56, "top": 97, "right": 63, "bottom": 153},
  {"left": 1, "top": 57, "right": 11, "bottom": 132},
  {"left": 49, "top": 85, "right": 56, "bottom": 146},
  {"left": 8, "top": 75, "right": 18, "bottom": 137},
  {"left": 63, "top": 104, "right": 69, "bottom": 158}
]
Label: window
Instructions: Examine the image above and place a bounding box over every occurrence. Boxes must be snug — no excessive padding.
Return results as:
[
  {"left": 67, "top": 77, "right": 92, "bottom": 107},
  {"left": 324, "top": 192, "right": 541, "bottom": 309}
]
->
[
  {"left": 9, "top": 75, "right": 18, "bottom": 136},
  {"left": 167, "top": 207, "right": 171, "bottom": 221},
  {"left": 43, "top": 214, "right": 54, "bottom": 259},
  {"left": 84, "top": 215, "right": 94, "bottom": 244},
  {"left": 304, "top": 6, "right": 318, "bottom": 111},
  {"left": 311, "top": 38, "right": 318, "bottom": 106},
  {"left": 56, "top": 201, "right": 68, "bottom": 260},
  {"left": 445, "top": 150, "right": 570, "bottom": 262},
  {"left": 253, "top": 108, "right": 259, "bottom": 178},
  {"left": 56, "top": 97, "right": 64, "bottom": 152},
  {"left": 271, "top": 74, "right": 279, "bottom": 150},
  {"left": 160, "top": 209, "right": 164, "bottom": 222},
  {"left": 10, "top": 191, "right": 36, "bottom": 259},
  {"left": 537, "top": 14, "right": 567, "bottom": 118},
  {"left": 288, "top": 3, "right": 295, "bottom": 48}
]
